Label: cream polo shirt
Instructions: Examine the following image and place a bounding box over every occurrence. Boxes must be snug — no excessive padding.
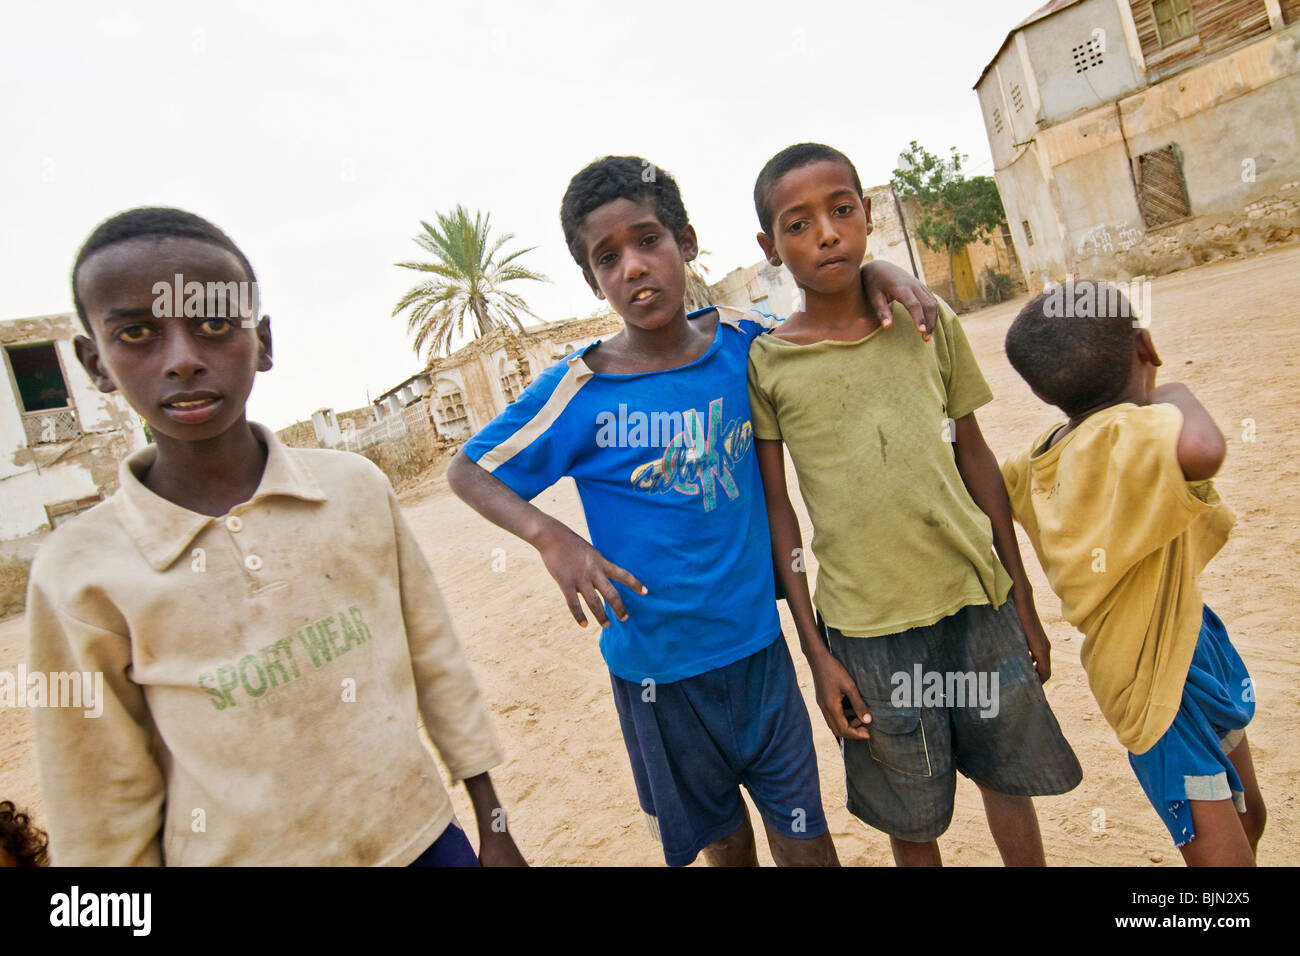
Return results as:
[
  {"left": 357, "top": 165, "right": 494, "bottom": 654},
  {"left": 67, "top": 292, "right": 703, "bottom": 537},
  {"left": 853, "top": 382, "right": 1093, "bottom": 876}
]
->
[{"left": 26, "top": 423, "right": 503, "bottom": 866}]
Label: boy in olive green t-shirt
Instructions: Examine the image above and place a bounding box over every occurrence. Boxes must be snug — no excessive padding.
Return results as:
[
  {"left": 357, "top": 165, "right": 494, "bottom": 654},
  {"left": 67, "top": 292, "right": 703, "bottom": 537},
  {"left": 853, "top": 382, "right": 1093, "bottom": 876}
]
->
[{"left": 746, "top": 143, "right": 1081, "bottom": 866}]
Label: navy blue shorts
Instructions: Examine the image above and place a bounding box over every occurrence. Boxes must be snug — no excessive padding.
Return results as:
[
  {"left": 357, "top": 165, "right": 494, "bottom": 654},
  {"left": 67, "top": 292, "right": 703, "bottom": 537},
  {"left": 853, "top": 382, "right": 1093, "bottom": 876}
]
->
[
  {"left": 610, "top": 635, "right": 827, "bottom": 866},
  {"left": 407, "top": 822, "right": 480, "bottom": 867}
]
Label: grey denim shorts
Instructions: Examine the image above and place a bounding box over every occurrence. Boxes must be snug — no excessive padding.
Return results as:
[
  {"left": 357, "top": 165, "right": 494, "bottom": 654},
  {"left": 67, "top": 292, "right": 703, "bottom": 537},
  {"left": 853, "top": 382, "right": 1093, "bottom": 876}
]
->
[{"left": 821, "top": 598, "right": 1083, "bottom": 843}]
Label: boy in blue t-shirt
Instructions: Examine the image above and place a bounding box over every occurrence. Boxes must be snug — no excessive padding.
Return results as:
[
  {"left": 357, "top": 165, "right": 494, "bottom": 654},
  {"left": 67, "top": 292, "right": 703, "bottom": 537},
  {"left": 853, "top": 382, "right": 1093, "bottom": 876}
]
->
[{"left": 448, "top": 155, "right": 937, "bottom": 866}]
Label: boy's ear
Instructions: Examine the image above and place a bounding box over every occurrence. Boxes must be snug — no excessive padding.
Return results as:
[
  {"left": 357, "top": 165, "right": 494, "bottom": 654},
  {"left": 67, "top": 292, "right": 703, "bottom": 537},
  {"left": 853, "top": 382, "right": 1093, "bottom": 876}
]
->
[
  {"left": 73, "top": 333, "right": 117, "bottom": 394},
  {"left": 580, "top": 268, "right": 605, "bottom": 300},
  {"left": 862, "top": 195, "right": 874, "bottom": 236},
  {"left": 256, "top": 315, "right": 273, "bottom": 372},
  {"left": 1135, "top": 327, "right": 1162, "bottom": 368},
  {"left": 756, "top": 231, "right": 781, "bottom": 267},
  {"left": 677, "top": 223, "right": 699, "bottom": 263}
]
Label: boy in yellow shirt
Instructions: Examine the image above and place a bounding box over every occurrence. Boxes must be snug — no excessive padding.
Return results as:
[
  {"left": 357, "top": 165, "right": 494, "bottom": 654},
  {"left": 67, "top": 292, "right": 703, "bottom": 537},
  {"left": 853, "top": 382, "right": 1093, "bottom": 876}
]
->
[{"left": 1001, "top": 282, "right": 1266, "bottom": 865}]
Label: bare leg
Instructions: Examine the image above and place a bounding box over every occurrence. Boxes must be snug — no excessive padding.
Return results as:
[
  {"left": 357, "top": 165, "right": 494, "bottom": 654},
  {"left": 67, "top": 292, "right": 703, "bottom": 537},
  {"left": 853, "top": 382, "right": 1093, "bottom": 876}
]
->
[
  {"left": 890, "top": 836, "right": 942, "bottom": 866},
  {"left": 700, "top": 808, "right": 759, "bottom": 867},
  {"left": 1179, "top": 798, "right": 1256, "bottom": 867},
  {"left": 1226, "top": 734, "right": 1267, "bottom": 855},
  {"left": 762, "top": 819, "right": 840, "bottom": 866},
  {"left": 978, "top": 785, "right": 1046, "bottom": 866}
]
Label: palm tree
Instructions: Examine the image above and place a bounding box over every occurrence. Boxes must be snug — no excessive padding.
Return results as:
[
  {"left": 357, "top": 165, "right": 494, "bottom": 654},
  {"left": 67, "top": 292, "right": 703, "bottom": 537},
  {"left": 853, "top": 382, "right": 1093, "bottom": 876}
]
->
[
  {"left": 684, "top": 249, "right": 713, "bottom": 311},
  {"left": 393, "top": 206, "right": 550, "bottom": 378}
]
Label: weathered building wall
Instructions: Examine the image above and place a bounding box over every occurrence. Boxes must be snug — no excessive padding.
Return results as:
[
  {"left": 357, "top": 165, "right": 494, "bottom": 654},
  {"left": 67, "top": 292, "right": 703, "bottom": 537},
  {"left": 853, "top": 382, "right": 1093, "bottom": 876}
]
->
[
  {"left": 1133, "top": 0, "right": 1273, "bottom": 81},
  {"left": 1, "top": 314, "right": 148, "bottom": 541},
  {"left": 981, "top": 12, "right": 1300, "bottom": 283},
  {"left": 1024, "top": 0, "right": 1144, "bottom": 123}
]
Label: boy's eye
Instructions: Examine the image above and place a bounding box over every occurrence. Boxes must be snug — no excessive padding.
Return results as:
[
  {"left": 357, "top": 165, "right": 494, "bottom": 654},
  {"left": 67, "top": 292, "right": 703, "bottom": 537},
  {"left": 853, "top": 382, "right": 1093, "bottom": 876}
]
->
[
  {"left": 199, "top": 316, "right": 233, "bottom": 335},
  {"left": 596, "top": 252, "right": 617, "bottom": 266},
  {"left": 835, "top": 204, "right": 855, "bottom": 216},
  {"left": 787, "top": 220, "right": 807, "bottom": 234},
  {"left": 641, "top": 233, "right": 658, "bottom": 246},
  {"left": 115, "top": 324, "right": 155, "bottom": 344}
]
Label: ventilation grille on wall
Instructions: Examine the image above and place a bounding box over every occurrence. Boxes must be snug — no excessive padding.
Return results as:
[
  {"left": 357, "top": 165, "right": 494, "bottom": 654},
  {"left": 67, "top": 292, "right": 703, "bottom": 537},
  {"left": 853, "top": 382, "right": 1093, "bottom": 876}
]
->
[
  {"left": 1011, "top": 84, "right": 1024, "bottom": 111},
  {"left": 992, "top": 108, "right": 1004, "bottom": 134},
  {"left": 1072, "top": 36, "right": 1104, "bottom": 73}
]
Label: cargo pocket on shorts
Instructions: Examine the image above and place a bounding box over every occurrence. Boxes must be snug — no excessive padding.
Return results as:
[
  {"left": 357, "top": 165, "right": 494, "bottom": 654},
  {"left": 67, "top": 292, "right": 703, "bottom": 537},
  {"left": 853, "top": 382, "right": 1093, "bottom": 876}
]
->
[{"left": 865, "top": 703, "right": 934, "bottom": 777}]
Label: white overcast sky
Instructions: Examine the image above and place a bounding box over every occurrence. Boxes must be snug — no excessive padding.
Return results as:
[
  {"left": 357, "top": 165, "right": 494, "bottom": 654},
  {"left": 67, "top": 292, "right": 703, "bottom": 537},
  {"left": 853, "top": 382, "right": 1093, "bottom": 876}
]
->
[{"left": 2, "top": 0, "right": 1038, "bottom": 429}]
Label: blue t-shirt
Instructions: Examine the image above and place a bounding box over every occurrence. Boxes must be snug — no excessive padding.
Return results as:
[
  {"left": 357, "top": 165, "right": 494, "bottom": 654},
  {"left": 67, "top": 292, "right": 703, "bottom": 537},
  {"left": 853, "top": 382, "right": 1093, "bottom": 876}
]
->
[{"left": 462, "top": 306, "right": 782, "bottom": 684}]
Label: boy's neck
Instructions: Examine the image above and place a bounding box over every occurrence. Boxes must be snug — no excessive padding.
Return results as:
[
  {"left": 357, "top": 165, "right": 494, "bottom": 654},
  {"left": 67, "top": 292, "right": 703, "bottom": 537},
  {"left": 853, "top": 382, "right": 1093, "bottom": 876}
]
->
[
  {"left": 796, "top": 278, "right": 878, "bottom": 337},
  {"left": 1066, "top": 379, "right": 1149, "bottom": 431},
  {"left": 595, "top": 307, "right": 714, "bottom": 373},
  {"left": 143, "top": 418, "right": 269, "bottom": 517}
]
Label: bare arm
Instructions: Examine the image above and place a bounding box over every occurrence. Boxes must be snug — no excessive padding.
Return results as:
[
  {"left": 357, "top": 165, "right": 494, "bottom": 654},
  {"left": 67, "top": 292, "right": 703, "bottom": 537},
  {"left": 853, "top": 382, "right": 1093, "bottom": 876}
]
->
[
  {"left": 755, "top": 439, "right": 870, "bottom": 738},
  {"left": 446, "top": 452, "right": 646, "bottom": 627},
  {"left": 953, "top": 412, "right": 1052, "bottom": 682},
  {"left": 860, "top": 260, "right": 939, "bottom": 340},
  {"left": 1149, "top": 383, "right": 1226, "bottom": 481},
  {"left": 463, "top": 772, "right": 527, "bottom": 866}
]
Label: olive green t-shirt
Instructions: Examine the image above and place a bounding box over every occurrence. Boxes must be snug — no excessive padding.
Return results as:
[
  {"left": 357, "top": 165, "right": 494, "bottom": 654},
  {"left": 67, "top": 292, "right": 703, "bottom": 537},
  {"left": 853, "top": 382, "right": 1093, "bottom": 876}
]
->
[{"left": 747, "top": 299, "right": 1012, "bottom": 637}]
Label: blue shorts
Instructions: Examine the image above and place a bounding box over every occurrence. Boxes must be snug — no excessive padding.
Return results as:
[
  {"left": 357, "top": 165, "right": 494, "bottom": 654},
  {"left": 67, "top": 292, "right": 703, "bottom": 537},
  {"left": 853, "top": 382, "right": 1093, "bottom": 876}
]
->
[
  {"left": 610, "top": 635, "right": 827, "bottom": 866},
  {"left": 407, "top": 822, "right": 480, "bottom": 867},
  {"left": 1128, "top": 605, "right": 1254, "bottom": 847}
]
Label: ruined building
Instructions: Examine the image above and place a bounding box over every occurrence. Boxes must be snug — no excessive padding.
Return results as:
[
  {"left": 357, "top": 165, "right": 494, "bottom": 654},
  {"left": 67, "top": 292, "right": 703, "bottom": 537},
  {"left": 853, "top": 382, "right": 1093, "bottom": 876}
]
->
[
  {"left": 1, "top": 314, "right": 148, "bottom": 543},
  {"left": 975, "top": 0, "right": 1300, "bottom": 282}
]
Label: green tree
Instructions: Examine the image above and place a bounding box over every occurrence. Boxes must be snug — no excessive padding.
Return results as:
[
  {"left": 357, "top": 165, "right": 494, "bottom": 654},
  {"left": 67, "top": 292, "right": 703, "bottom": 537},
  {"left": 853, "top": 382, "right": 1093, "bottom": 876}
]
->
[
  {"left": 392, "top": 206, "right": 549, "bottom": 373},
  {"left": 891, "top": 142, "right": 1009, "bottom": 295}
]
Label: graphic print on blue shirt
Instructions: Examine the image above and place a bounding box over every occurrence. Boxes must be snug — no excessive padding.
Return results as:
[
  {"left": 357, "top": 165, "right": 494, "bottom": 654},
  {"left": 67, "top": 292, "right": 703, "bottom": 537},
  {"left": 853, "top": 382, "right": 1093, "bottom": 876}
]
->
[
  {"left": 462, "top": 307, "right": 781, "bottom": 684},
  {"left": 627, "top": 397, "right": 752, "bottom": 512}
]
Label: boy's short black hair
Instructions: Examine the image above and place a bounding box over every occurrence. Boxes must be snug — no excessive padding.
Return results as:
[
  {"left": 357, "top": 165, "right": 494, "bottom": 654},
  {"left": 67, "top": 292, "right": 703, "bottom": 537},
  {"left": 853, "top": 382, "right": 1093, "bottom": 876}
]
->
[
  {"left": 753, "top": 143, "right": 864, "bottom": 234},
  {"left": 0, "top": 800, "right": 49, "bottom": 867},
  {"left": 71, "top": 207, "right": 258, "bottom": 331},
  {"left": 1004, "top": 282, "right": 1137, "bottom": 416},
  {"left": 560, "top": 156, "right": 690, "bottom": 270}
]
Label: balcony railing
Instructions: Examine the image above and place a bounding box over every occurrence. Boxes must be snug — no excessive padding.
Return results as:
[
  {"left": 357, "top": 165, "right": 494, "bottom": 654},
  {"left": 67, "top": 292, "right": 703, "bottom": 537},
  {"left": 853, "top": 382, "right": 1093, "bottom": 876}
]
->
[{"left": 22, "top": 407, "right": 82, "bottom": 445}]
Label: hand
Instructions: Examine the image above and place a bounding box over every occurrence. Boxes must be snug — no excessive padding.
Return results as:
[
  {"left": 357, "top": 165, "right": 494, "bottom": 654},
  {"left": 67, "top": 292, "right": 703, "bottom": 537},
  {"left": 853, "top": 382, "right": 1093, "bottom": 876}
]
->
[
  {"left": 535, "top": 522, "right": 647, "bottom": 628},
  {"left": 809, "top": 652, "right": 872, "bottom": 740},
  {"left": 860, "top": 260, "right": 938, "bottom": 340},
  {"left": 1013, "top": 595, "right": 1052, "bottom": 683},
  {"left": 477, "top": 830, "right": 528, "bottom": 867}
]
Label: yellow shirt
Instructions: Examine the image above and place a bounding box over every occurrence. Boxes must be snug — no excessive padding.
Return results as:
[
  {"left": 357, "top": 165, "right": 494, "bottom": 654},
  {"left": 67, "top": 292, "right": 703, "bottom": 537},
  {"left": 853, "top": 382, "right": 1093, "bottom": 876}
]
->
[
  {"left": 26, "top": 423, "right": 503, "bottom": 865},
  {"left": 747, "top": 299, "right": 1012, "bottom": 637},
  {"left": 1001, "top": 403, "right": 1234, "bottom": 754}
]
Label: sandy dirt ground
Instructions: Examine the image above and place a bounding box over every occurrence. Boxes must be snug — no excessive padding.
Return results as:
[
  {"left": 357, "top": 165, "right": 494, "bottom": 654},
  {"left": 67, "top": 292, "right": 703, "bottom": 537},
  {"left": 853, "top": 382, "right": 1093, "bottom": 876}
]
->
[{"left": 2, "top": 245, "right": 1297, "bottom": 866}]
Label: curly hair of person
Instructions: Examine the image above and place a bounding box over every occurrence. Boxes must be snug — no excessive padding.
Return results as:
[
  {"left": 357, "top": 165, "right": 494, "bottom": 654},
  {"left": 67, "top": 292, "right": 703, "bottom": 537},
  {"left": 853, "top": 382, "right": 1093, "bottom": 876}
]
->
[{"left": 0, "top": 801, "right": 50, "bottom": 867}]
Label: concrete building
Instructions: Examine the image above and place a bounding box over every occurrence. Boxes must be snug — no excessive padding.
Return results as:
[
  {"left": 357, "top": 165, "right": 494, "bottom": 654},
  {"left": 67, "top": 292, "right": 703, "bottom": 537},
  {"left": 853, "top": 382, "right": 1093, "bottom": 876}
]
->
[
  {"left": 0, "top": 314, "right": 148, "bottom": 542},
  {"left": 975, "top": 0, "right": 1300, "bottom": 283}
]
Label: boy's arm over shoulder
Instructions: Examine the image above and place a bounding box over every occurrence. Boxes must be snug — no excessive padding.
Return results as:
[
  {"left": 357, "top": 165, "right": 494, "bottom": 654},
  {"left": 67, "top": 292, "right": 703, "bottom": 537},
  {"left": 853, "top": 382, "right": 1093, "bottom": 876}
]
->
[
  {"left": 26, "top": 539, "right": 165, "bottom": 866},
  {"left": 383, "top": 479, "right": 503, "bottom": 782}
]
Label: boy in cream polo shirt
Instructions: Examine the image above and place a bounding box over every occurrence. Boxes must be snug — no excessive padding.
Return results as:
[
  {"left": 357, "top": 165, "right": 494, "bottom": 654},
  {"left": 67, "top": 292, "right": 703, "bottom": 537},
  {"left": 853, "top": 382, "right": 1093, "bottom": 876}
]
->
[{"left": 26, "top": 207, "right": 524, "bottom": 866}]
